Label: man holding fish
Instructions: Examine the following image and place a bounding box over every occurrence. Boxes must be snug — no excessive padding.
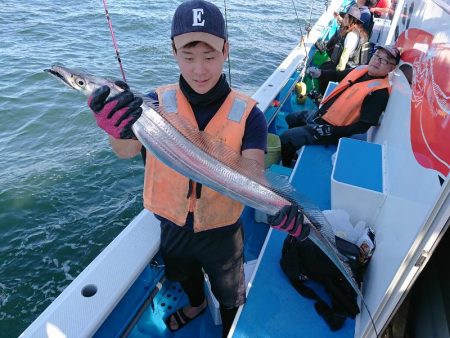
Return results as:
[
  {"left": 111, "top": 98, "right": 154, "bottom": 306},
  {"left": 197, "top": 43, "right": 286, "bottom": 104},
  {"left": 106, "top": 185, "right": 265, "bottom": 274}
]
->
[{"left": 86, "top": 1, "right": 307, "bottom": 336}]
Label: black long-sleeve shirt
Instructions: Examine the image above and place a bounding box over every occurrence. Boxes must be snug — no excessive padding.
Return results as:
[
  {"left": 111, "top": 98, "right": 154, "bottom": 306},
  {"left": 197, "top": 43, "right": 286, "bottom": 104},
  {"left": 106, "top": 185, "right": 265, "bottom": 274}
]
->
[{"left": 316, "top": 68, "right": 390, "bottom": 136}]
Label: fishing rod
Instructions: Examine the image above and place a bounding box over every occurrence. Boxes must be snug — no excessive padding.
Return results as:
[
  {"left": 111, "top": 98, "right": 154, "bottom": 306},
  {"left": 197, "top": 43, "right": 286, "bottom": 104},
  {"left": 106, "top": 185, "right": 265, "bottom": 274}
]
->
[
  {"left": 269, "top": 0, "right": 335, "bottom": 124},
  {"left": 120, "top": 274, "right": 167, "bottom": 338},
  {"left": 266, "top": 0, "right": 312, "bottom": 126},
  {"left": 223, "top": 0, "right": 232, "bottom": 87},
  {"left": 102, "top": 0, "right": 127, "bottom": 82},
  {"left": 291, "top": 0, "right": 310, "bottom": 57}
]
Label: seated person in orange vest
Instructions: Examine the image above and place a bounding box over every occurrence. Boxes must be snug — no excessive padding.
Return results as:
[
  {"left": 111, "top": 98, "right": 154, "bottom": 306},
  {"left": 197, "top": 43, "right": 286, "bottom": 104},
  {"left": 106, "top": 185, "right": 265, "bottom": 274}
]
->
[{"left": 280, "top": 44, "right": 400, "bottom": 167}]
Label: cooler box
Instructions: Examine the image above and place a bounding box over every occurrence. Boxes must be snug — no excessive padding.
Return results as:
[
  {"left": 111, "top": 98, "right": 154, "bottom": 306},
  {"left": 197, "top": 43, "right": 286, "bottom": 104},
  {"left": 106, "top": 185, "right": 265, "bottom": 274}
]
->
[{"left": 331, "top": 138, "right": 387, "bottom": 225}]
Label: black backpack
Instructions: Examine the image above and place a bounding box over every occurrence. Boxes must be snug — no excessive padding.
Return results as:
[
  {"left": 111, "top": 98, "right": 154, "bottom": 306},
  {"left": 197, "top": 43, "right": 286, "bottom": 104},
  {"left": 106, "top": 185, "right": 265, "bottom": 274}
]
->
[{"left": 280, "top": 235, "right": 365, "bottom": 331}]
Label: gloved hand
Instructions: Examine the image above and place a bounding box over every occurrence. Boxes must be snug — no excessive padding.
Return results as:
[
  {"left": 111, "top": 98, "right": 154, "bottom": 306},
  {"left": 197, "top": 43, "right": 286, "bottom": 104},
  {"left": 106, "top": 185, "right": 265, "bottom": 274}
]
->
[
  {"left": 307, "top": 66, "right": 322, "bottom": 79},
  {"left": 268, "top": 204, "right": 309, "bottom": 239},
  {"left": 88, "top": 80, "right": 143, "bottom": 139},
  {"left": 314, "top": 40, "right": 327, "bottom": 53},
  {"left": 306, "top": 123, "right": 334, "bottom": 140}
]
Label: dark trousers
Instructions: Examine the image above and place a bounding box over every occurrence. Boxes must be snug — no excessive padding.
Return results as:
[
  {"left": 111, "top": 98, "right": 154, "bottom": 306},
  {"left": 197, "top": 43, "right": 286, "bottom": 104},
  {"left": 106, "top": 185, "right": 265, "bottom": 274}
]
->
[
  {"left": 280, "top": 111, "right": 337, "bottom": 166},
  {"left": 160, "top": 220, "right": 245, "bottom": 336}
]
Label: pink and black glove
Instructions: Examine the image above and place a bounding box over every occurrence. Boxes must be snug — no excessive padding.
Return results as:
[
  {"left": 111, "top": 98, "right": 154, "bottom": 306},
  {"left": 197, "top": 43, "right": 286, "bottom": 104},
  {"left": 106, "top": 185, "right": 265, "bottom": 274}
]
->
[
  {"left": 268, "top": 204, "right": 310, "bottom": 239},
  {"left": 88, "top": 81, "right": 143, "bottom": 139}
]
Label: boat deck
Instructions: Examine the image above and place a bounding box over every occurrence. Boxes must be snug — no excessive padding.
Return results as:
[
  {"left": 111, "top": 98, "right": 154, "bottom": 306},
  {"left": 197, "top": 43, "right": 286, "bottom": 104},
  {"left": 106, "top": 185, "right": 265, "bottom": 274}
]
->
[
  {"left": 94, "top": 207, "right": 270, "bottom": 338},
  {"left": 232, "top": 145, "right": 355, "bottom": 337},
  {"left": 92, "top": 59, "right": 350, "bottom": 338}
]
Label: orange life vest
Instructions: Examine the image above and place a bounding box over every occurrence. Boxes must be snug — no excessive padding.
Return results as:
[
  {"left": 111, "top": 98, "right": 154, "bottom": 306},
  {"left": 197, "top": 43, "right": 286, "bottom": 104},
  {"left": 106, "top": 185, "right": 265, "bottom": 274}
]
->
[
  {"left": 143, "top": 84, "right": 257, "bottom": 232},
  {"left": 321, "top": 66, "right": 391, "bottom": 126}
]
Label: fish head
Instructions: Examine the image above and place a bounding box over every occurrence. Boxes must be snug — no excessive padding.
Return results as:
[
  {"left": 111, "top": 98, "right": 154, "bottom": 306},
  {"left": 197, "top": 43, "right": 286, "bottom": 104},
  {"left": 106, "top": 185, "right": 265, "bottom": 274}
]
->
[{"left": 44, "top": 65, "right": 110, "bottom": 96}]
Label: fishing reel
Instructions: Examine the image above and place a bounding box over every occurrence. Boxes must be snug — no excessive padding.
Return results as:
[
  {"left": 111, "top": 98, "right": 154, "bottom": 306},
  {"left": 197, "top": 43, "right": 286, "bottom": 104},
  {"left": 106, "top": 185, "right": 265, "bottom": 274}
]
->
[
  {"left": 308, "top": 89, "right": 323, "bottom": 106},
  {"left": 314, "top": 40, "right": 327, "bottom": 53}
]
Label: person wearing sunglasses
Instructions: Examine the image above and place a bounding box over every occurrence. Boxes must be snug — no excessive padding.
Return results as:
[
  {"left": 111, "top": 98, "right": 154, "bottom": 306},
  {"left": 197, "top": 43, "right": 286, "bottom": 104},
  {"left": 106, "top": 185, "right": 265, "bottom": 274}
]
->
[{"left": 280, "top": 44, "right": 400, "bottom": 167}]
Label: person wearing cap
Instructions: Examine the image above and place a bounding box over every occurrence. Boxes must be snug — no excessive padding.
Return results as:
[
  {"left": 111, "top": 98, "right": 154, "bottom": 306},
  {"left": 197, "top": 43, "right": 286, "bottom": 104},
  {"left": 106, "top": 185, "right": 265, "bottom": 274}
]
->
[
  {"left": 334, "top": 0, "right": 373, "bottom": 32},
  {"left": 357, "top": 0, "right": 374, "bottom": 32},
  {"left": 318, "top": 6, "right": 369, "bottom": 85},
  {"left": 280, "top": 44, "right": 400, "bottom": 167},
  {"left": 85, "top": 0, "right": 281, "bottom": 336}
]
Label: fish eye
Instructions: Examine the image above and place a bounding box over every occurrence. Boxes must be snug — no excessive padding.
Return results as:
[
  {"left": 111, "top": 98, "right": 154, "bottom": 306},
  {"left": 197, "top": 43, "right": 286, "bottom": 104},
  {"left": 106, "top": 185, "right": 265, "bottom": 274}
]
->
[
  {"left": 76, "top": 78, "right": 85, "bottom": 87},
  {"left": 71, "top": 75, "right": 85, "bottom": 87}
]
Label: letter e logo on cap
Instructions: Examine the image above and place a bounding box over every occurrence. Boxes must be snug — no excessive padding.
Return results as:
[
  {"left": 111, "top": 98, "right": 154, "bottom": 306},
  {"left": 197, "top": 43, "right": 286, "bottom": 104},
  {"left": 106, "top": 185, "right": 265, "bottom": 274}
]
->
[{"left": 192, "top": 8, "right": 205, "bottom": 26}]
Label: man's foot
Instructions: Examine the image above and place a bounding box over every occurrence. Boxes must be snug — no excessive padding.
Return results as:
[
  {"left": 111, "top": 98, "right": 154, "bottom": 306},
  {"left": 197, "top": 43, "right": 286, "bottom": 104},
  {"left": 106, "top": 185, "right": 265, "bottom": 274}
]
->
[{"left": 165, "top": 299, "right": 208, "bottom": 332}]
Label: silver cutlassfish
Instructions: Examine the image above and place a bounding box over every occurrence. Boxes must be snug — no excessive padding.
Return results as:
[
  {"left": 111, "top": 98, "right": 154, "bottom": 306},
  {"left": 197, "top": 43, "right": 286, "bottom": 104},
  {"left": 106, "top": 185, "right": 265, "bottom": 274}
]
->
[{"left": 44, "top": 65, "right": 363, "bottom": 296}]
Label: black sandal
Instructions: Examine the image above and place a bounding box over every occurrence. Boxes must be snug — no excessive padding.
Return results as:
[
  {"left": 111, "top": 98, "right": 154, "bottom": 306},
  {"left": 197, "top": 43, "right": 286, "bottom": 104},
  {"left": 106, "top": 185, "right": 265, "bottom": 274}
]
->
[{"left": 164, "top": 307, "right": 206, "bottom": 332}]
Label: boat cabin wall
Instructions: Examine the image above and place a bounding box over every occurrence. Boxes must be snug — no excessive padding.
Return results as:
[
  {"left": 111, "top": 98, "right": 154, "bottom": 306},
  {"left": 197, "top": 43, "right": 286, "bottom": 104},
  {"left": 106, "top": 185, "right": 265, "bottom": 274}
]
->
[{"left": 355, "top": 0, "right": 449, "bottom": 335}]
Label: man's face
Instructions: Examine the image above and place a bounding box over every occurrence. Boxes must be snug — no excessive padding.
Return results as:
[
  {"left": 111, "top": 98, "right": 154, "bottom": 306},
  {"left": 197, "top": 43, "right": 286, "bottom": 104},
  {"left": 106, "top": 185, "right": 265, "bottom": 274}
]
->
[
  {"left": 367, "top": 49, "right": 397, "bottom": 77},
  {"left": 173, "top": 41, "right": 228, "bottom": 94}
]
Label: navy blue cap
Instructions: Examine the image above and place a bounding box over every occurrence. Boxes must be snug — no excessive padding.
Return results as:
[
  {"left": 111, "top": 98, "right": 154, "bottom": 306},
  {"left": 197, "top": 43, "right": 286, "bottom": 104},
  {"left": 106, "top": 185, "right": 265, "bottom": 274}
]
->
[{"left": 171, "top": 0, "right": 226, "bottom": 51}]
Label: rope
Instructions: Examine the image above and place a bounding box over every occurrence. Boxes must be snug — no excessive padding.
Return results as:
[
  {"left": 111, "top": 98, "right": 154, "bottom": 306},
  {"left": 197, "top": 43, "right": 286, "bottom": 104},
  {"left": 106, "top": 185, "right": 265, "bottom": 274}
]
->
[
  {"left": 306, "top": 0, "right": 314, "bottom": 34},
  {"left": 102, "top": 0, "right": 127, "bottom": 82}
]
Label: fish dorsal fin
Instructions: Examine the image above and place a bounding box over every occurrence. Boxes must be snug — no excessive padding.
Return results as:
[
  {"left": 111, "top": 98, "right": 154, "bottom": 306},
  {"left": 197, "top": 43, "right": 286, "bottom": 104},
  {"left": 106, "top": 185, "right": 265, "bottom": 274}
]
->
[
  {"left": 154, "top": 103, "right": 271, "bottom": 187},
  {"left": 142, "top": 95, "right": 292, "bottom": 194}
]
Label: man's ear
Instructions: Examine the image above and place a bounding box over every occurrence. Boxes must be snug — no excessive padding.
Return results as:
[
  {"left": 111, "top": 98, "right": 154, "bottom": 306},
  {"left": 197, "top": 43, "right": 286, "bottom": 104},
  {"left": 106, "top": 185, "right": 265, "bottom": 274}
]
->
[
  {"left": 223, "top": 41, "right": 230, "bottom": 59},
  {"left": 171, "top": 41, "right": 177, "bottom": 56},
  {"left": 389, "top": 63, "right": 397, "bottom": 73}
]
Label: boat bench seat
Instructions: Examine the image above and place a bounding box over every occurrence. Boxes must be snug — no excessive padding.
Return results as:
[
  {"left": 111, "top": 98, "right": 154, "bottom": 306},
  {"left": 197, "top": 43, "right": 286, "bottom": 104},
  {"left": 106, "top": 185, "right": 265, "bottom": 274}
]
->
[{"left": 232, "top": 144, "right": 355, "bottom": 337}]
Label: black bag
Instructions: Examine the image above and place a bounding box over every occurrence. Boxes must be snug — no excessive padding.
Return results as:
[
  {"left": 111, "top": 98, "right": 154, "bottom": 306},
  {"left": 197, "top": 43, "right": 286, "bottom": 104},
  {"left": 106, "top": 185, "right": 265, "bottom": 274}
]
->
[
  {"left": 280, "top": 235, "right": 364, "bottom": 331},
  {"left": 328, "top": 32, "right": 345, "bottom": 65}
]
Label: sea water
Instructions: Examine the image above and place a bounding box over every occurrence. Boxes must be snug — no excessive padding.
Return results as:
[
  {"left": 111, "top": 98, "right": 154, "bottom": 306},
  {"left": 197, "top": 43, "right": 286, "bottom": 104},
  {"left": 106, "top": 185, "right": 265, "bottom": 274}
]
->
[{"left": 0, "top": 0, "right": 324, "bottom": 336}]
